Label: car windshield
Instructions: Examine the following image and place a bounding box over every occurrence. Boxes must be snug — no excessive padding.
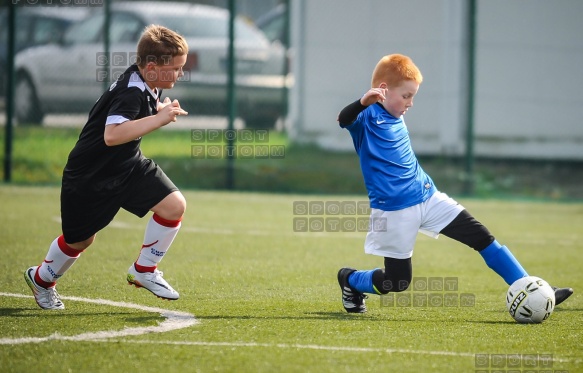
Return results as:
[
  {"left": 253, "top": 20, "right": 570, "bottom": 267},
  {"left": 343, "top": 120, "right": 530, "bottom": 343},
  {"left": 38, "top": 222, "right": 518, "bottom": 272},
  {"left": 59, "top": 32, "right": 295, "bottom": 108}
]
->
[
  {"left": 155, "top": 15, "right": 265, "bottom": 43},
  {"left": 64, "top": 14, "right": 103, "bottom": 44}
]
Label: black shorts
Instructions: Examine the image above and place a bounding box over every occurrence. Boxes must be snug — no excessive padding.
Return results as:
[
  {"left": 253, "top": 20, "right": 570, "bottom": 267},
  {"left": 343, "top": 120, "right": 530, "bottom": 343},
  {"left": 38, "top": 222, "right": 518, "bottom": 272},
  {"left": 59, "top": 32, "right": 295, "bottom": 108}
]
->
[{"left": 61, "top": 158, "right": 178, "bottom": 243}]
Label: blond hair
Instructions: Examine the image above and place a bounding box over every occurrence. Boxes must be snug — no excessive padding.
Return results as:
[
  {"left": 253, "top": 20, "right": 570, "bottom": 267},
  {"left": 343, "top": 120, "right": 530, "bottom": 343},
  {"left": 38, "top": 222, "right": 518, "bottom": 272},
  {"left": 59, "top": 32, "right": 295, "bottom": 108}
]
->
[
  {"left": 136, "top": 24, "right": 188, "bottom": 68},
  {"left": 371, "top": 54, "right": 423, "bottom": 88}
]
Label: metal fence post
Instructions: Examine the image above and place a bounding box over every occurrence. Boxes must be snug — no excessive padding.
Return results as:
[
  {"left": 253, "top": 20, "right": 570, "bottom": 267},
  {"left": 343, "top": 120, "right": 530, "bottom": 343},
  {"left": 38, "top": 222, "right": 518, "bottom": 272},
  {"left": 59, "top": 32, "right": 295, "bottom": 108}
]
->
[
  {"left": 226, "top": 0, "right": 236, "bottom": 189},
  {"left": 463, "top": 0, "right": 477, "bottom": 195}
]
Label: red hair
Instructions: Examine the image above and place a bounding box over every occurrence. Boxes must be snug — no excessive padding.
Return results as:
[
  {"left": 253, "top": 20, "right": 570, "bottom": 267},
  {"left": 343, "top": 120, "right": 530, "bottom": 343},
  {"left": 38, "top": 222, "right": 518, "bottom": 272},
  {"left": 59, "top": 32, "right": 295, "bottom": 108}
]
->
[{"left": 371, "top": 54, "right": 423, "bottom": 88}]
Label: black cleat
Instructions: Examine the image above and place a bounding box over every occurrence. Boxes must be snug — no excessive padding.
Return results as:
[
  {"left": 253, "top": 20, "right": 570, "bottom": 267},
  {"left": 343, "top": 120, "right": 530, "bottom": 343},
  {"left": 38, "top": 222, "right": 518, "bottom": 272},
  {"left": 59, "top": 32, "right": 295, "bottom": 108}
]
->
[
  {"left": 553, "top": 286, "right": 574, "bottom": 306},
  {"left": 337, "top": 267, "right": 367, "bottom": 313}
]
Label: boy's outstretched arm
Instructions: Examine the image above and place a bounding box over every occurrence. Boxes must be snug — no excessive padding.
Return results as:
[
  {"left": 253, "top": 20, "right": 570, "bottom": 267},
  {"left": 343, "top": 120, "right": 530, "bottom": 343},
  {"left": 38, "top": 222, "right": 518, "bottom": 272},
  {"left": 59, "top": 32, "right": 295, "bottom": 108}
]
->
[{"left": 104, "top": 98, "right": 187, "bottom": 146}]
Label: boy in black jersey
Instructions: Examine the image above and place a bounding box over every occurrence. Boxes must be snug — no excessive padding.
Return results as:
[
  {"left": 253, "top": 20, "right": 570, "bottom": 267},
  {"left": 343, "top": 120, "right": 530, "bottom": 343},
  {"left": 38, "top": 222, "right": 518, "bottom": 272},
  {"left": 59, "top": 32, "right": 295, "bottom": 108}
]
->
[{"left": 24, "top": 25, "right": 189, "bottom": 309}]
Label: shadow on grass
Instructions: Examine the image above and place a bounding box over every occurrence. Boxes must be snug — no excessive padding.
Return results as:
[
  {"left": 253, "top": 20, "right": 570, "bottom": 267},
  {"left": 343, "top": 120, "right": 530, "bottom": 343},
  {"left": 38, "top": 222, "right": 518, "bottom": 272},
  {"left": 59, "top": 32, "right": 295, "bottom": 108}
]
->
[
  {"left": 193, "top": 311, "right": 489, "bottom": 323},
  {"left": 194, "top": 312, "right": 380, "bottom": 322},
  {"left": 0, "top": 308, "right": 162, "bottom": 323}
]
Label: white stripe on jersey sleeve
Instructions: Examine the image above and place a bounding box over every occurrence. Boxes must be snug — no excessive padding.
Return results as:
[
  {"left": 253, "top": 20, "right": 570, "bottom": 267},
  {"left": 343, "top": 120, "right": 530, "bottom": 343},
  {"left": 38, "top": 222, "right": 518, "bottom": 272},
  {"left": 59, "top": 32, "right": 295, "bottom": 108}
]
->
[
  {"left": 128, "top": 72, "right": 146, "bottom": 91},
  {"left": 105, "top": 115, "right": 130, "bottom": 126}
]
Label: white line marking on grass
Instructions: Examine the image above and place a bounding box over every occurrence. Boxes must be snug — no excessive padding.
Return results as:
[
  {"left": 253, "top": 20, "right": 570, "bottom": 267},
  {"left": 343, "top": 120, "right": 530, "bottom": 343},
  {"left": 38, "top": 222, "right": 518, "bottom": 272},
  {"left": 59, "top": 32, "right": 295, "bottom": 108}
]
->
[
  {"left": 0, "top": 293, "right": 198, "bottom": 345},
  {"left": 2, "top": 292, "right": 580, "bottom": 364},
  {"left": 77, "top": 339, "right": 582, "bottom": 364}
]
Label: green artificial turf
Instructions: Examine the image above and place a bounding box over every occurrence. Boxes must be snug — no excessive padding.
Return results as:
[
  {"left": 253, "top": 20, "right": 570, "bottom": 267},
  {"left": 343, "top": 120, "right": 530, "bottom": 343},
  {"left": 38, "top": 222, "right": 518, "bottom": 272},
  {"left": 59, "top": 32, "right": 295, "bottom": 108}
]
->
[{"left": 0, "top": 185, "right": 581, "bottom": 372}]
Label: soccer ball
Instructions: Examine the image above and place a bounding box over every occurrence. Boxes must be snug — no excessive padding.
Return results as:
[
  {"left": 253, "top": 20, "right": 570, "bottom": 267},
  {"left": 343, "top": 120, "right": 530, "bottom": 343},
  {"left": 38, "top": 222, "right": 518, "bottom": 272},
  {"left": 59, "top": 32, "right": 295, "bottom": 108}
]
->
[{"left": 506, "top": 276, "right": 555, "bottom": 324}]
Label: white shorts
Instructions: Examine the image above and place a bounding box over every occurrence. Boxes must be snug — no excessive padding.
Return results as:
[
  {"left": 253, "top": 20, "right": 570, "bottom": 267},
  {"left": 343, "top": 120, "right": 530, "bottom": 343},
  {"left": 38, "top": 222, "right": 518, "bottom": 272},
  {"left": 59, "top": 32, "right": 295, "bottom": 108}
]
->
[{"left": 364, "top": 191, "right": 464, "bottom": 259}]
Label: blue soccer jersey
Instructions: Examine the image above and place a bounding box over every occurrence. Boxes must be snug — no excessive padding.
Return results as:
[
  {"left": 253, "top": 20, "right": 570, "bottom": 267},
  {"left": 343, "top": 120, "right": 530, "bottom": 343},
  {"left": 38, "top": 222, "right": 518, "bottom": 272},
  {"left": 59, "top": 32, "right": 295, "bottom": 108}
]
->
[{"left": 344, "top": 103, "right": 436, "bottom": 211}]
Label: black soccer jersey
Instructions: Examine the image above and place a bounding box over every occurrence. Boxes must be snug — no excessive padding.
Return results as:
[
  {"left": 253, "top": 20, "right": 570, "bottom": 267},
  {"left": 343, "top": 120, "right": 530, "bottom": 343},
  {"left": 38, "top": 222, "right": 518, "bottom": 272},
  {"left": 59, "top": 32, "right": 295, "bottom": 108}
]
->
[{"left": 63, "top": 64, "right": 159, "bottom": 192}]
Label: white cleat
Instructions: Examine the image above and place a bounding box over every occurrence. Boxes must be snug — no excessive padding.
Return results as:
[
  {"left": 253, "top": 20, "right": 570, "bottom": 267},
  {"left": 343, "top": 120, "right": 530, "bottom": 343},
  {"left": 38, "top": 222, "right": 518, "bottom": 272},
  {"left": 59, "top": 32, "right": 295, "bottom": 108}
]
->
[
  {"left": 127, "top": 264, "right": 179, "bottom": 300},
  {"left": 24, "top": 266, "right": 65, "bottom": 310}
]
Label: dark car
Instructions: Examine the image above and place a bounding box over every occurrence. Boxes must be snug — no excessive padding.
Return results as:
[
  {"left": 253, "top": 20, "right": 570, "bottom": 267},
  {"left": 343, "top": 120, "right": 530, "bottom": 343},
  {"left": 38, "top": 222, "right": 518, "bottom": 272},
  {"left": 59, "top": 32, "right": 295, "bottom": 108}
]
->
[{"left": 0, "top": 6, "right": 87, "bottom": 98}]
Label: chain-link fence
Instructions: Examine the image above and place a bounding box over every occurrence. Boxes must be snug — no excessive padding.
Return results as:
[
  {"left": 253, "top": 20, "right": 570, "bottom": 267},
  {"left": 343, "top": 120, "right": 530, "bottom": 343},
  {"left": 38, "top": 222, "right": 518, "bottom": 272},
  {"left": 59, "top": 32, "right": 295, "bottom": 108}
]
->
[
  {"left": 2, "top": 1, "right": 583, "bottom": 199},
  {"left": 1, "top": 0, "right": 292, "bottom": 188}
]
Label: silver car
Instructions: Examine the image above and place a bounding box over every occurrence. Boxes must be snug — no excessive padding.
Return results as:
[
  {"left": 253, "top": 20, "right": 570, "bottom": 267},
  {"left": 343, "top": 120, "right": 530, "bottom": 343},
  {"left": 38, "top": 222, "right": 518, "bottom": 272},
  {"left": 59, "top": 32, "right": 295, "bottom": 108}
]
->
[{"left": 14, "top": 2, "right": 289, "bottom": 128}]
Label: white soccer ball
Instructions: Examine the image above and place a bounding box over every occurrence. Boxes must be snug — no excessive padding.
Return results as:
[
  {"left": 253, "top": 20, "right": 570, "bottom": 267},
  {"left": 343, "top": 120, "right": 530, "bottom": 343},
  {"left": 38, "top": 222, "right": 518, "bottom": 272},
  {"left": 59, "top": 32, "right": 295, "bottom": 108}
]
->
[{"left": 506, "top": 276, "right": 555, "bottom": 324}]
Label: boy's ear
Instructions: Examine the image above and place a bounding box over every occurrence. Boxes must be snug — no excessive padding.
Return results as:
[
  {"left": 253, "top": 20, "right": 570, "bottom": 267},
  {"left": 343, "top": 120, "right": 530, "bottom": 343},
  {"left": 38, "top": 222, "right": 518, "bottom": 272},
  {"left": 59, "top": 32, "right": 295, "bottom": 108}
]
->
[
  {"left": 378, "top": 83, "right": 387, "bottom": 89},
  {"left": 145, "top": 61, "right": 158, "bottom": 71}
]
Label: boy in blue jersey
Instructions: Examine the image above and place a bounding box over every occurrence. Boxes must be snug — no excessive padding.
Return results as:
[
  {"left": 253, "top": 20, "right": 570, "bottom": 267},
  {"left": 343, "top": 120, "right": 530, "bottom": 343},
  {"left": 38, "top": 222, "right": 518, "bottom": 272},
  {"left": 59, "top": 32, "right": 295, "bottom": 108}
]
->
[{"left": 336, "top": 54, "right": 573, "bottom": 313}]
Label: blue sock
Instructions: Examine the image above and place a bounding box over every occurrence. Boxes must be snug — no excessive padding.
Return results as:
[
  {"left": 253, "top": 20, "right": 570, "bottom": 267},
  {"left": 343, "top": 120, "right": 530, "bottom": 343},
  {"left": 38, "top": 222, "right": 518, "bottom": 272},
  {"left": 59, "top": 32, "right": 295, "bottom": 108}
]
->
[
  {"left": 479, "top": 240, "right": 528, "bottom": 285},
  {"left": 348, "top": 269, "right": 380, "bottom": 294}
]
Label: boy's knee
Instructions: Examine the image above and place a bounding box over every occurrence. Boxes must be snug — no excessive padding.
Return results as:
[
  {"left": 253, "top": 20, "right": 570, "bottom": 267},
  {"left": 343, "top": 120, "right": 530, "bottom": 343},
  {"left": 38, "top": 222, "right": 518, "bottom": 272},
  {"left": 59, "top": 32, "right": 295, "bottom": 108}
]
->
[
  {"left": 172, "top": 192, "right": 187, "bottom": 216},
  {"left": 372, "top": 268, "right": 411, "bottom": 294},
  {"left": 155, "top": 191, "right": 186, "bottom": 220},
  {"left": 372, "top": 257, "right": 413, "bottom": 294}
]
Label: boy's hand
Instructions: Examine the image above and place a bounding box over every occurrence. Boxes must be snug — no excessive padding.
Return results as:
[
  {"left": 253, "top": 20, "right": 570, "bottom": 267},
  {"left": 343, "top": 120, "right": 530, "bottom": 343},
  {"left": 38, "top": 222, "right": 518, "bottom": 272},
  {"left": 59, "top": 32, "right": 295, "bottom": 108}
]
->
[
  {"left": 157, "top": 97, "right": 188, "bottom": 124},
  {"left": 156, "top": 97, "right": 171, "bottom": 111},
  {"left": 360, "top": 88, "right": 387, "bottom": 106}
]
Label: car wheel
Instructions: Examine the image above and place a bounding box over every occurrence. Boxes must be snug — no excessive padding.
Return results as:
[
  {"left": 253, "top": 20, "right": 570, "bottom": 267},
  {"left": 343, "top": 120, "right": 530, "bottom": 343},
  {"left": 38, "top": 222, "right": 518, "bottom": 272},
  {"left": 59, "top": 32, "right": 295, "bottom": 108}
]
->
[{"left": 15, "top": 74, "right": 44, "bottom": 125}]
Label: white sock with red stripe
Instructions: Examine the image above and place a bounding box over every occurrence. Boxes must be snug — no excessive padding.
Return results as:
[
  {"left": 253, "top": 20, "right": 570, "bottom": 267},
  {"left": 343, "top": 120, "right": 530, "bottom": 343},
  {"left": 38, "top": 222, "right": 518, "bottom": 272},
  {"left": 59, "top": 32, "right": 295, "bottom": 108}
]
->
[
  {"left": 134, "top": 213, "right": 182, "bottom": 273},
  {"left": 36, "top": 235, "right": 84, "bottom": 288}
]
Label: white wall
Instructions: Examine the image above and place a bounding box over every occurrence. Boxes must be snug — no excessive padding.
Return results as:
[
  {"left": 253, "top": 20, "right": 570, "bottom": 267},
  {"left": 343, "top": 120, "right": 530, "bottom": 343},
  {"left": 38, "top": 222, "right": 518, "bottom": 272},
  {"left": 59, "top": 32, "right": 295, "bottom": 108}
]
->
[
  {"left": 288, "top": 0, "right": 583, "bottom": 160},
  {"left": 474, "top": 0, "right": 583, "bottom": 159}
]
